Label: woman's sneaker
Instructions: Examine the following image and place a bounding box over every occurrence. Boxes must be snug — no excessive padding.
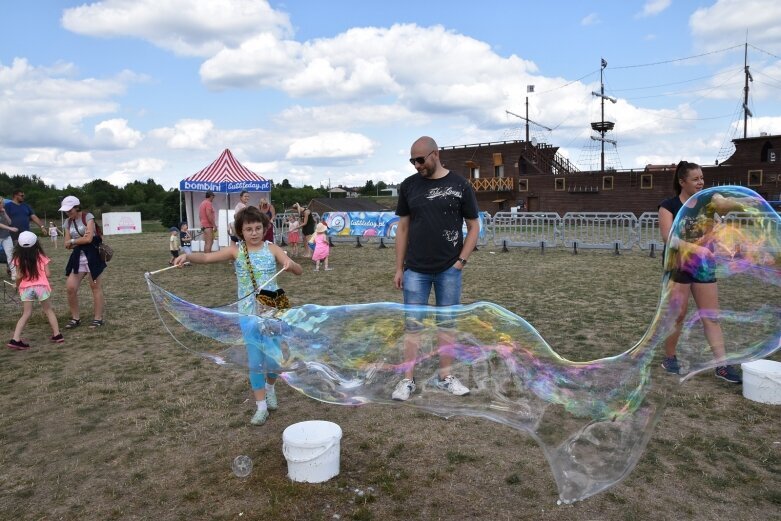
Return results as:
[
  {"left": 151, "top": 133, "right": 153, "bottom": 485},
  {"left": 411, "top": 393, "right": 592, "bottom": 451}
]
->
[
  {"left": 715, "top": 365, "right": 742, "bottom": 384},
  {"left": 391, "top": 378, "right": 416, "bottom": 401},
  {"left": 50, "top": 334, "right": 65, "bottom": 344},
  {"left": 661, "top": 356, "right": 680, "bottom": 374},
  {"left": 7, "top": 339, "right": 30, "bottom": 350}
]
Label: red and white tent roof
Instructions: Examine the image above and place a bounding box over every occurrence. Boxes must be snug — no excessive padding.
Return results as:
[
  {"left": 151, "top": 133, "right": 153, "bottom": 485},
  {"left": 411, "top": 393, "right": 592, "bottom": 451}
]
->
[{"left": 183, "top": 148, "right": 266, "bottom": 183}]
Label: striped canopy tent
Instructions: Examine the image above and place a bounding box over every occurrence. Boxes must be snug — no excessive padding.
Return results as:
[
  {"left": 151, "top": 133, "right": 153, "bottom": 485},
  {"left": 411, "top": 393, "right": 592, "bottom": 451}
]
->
[{"left": 179, "top": 149, "right": 272, "bottom": 249}]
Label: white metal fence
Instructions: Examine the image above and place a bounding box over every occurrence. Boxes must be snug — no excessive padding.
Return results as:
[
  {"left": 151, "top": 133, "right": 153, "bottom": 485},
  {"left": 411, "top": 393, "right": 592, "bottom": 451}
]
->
[{"left": 269, "top": 210, "right": 778, "bottom": 254}]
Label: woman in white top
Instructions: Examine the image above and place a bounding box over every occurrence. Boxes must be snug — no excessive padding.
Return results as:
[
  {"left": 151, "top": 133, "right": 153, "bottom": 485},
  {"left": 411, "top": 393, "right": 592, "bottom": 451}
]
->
[{"left": 230, "top": 191, "right": 251, "bottom": 243}]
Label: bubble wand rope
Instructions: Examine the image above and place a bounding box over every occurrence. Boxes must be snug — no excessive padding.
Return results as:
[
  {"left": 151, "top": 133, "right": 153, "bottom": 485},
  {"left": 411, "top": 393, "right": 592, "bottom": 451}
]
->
[{"left": 146, "top": 263, "right": 190, "bottom": 276}]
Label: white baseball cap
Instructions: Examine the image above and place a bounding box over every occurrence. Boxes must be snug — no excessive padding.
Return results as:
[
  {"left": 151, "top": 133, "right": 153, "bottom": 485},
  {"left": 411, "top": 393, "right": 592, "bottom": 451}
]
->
[
  {"left": 18, "top": 231, "right": 38, "bottom": 247},
  {"left": 59, "top": 195, "right": 80, "bottom": 212}
]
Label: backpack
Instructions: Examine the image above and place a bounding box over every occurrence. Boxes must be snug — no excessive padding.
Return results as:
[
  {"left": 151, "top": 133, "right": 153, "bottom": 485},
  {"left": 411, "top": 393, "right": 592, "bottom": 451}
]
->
[{"left": 70, "top": 212, "right": 114, "bottom": 262}]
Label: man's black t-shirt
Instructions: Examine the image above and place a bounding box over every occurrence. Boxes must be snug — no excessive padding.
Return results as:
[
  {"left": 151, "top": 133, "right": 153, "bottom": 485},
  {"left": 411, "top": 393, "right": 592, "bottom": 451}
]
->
[{"left": 396, "top": 171, "right": 479, "bottom": 274}]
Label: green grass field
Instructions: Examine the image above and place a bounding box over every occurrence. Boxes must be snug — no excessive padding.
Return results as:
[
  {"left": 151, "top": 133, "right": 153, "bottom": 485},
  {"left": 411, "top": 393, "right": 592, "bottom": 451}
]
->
[{"left": 0, "top": 231, "right": 778, "bottom": 520}]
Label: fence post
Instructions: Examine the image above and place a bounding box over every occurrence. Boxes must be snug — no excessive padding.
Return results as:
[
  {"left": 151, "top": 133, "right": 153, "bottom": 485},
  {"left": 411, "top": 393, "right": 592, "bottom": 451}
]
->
[
  {"left": 355, "top": 237, "right": 362, "bottom": 248},
  {"left": 540, "top": 241, "right": 545, "bottom": 255},
  {"left": 328, "top": 237, "right": 335, "bottom": 247},
  {"left": 502, "top": 240, "right": 509, "bottom": 253},
  {"left": 280, "top": 236, "right": 287, "bottom": 246},
  {"left": 650, "top": 243, "right": 656, "bottom": 258},
  {"left": 614, "top": 242, "right": 620, "bottom": 255},
  {"left": 573, "top": 241, "right": 578, "bottom": 255},
  {"left": 378, "top": 238, "right": 387, "bottom": 249}
]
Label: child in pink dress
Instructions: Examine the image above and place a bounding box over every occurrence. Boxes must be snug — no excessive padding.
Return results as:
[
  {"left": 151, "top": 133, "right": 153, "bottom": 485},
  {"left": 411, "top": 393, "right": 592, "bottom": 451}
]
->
[
  {"left": 8, "top": 231, "right": 63, "bottom": 349},
  {"left": 311, "top": 222, "right": 332, "bottom": 271}
]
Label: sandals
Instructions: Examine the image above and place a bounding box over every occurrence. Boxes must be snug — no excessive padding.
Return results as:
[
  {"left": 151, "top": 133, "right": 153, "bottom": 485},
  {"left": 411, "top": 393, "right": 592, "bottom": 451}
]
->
[
  {"left": 89, "top": 319, "right": 104, "bottom": 329},
  {"left": 64, "top": 318, "right": 81, "bottom": 329}
]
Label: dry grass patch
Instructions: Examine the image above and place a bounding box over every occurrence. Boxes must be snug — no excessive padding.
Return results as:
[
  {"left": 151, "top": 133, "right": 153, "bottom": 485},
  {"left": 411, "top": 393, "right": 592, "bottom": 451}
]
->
[{"left": 0, "top": 233, "right": 779, "bottom": 520}]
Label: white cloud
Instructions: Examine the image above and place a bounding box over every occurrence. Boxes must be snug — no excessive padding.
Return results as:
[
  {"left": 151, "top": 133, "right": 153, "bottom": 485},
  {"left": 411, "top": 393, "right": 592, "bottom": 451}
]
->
[
  {"left": 581, "top": 13, "right": 600, "bottom": 26},
  {"left": 22, "top": 149, "right": 94, "bottom": 167},
  {"left": 275, "top": 104, "right": 418, "bottom": 130},
  {"left": 148, "top": 119, "right": 215, "bottom": 149},
  {"left": 637, "top": 0, "right": 671, "bottom": 18},
  {"left": 105, "top": 157, "right": 166, "bottom": 187},
  {"left": 0, "top": 58, "right": 127, "bottom": 148},
  {"left": 94, "top": 119, "right": 143, "bottom": 148},
  {"left": 62, "top": 0, "right": 292, "bottom": 57},
  {"left": 286, "top": 132, "right": 374, "bottom": 163},
  {"left": 691, "top": 0, "right": 781, "bottom": 53},
  {"left": 200, "top": 23, "right": 537, "bottom": 114}
]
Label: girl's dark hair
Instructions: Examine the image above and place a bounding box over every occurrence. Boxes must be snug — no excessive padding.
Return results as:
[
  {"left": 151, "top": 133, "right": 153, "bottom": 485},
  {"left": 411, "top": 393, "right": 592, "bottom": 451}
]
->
[
  {"left": 234, "top": 206, "right": 270, "bottom": 240},
  {"left": 13, "top": 241, "right": 45, "bottom": 281},
  {"left": 673, "top": 160, "right": 700, "bottom": 195},
  {"left": 239, "top": 190, "right": 248, "bottom": 197}
]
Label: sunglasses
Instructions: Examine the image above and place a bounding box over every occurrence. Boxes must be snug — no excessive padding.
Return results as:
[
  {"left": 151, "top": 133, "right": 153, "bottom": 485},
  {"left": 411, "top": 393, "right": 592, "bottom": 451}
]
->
[{"left": 409, "top": 150, "right": 435, "bottom": 166}]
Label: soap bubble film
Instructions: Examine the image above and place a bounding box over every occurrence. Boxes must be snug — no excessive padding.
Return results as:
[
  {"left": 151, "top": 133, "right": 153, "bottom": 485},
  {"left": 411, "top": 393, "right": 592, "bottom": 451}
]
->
[{"left": 147, "top": 186, "right": 779, "bottom": 503}]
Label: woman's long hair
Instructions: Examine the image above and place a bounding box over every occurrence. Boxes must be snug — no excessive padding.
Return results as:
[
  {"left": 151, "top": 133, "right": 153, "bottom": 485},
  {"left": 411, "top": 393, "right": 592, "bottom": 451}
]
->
[{"left": 13, "top": 241, "right": 45, "bottom": 282}]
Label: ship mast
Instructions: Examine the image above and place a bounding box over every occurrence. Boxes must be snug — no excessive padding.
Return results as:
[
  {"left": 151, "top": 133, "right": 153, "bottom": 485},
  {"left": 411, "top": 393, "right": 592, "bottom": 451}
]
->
[
  {"left": 742, "top": 42, "right": 753, "bottom": 139},
  {"left": 591, "top": 58, "right": 617, "bottom": 173},
  {"left": 506, "top": 85, "right": 552, "bottom": 145}
]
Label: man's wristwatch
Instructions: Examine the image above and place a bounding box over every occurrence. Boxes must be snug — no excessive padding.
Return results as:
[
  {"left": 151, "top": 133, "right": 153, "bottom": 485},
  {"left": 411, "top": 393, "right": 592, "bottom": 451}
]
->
[{"left": 457, "top": 257, "right": 467, "bottom": 266}]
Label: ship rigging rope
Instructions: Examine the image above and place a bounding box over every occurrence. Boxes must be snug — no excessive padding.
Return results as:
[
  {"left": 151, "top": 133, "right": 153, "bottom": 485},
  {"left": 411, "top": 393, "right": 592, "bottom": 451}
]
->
[
  {"left": 610, "top": 69, "right": 739, "bottom": 92},
  {"left": 609, "top": 44, "right": 743, "bottom": 69},
  {"left": 748, "top": 43, "right": 781, "bottom": 60}
]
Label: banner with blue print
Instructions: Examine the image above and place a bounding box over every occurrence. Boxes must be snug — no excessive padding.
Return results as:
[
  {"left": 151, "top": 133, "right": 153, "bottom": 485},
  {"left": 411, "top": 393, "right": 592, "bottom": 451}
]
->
[
  {"left": 321, "top": 211, "right": 489, "bottom": 239},
  {"left": 179, "top": 180, "right": 272, "bottom": 193}
]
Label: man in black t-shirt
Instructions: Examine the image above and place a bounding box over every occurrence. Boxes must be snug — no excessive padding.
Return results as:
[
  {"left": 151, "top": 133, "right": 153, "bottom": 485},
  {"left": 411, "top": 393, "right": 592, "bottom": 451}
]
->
[{"left": 391, "top": 136, "right": 480, "bottom": 401}]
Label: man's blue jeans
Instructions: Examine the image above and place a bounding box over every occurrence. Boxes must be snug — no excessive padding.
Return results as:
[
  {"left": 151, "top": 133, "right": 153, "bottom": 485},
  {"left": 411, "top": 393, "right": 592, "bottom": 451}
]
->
[{"left": 402, "top": 266, "right": 462, "bottom": 331}]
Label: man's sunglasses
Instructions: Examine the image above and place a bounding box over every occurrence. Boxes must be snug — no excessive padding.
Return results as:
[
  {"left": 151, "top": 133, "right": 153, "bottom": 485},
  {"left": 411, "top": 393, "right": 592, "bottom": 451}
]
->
[{"left": 409, "top": 150, "right": 435, "bottom": 166}]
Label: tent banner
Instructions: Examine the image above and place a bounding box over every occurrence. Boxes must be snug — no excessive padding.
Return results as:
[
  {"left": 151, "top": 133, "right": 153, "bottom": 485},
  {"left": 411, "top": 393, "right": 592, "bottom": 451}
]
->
[
  {"left": 321, "top": 211, "right": 489, "bottom": 239},
  {"left": 322, "top": 211, "right": 399, "bottom": 238},
  {"left": 179, "top": 180, "right": 272, "bottom": 193}
]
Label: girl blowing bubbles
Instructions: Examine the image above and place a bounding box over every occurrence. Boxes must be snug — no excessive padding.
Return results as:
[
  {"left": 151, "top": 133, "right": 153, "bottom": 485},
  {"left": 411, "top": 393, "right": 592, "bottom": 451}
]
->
[
  {"left": 8, "top": 231, "right": 63, "bottom": 350},
  {"left": 174, "top": 206, "right": 302, "bottom": 425}
]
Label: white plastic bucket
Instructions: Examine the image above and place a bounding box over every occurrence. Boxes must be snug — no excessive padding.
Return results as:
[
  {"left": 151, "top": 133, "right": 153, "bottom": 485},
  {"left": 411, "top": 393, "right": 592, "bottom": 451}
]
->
[
  {"left": 741, "top": 360, "right": 781, "bottom": 405},
  {"left": 282, "top": 420, "right": 342, "bottom": 483}
]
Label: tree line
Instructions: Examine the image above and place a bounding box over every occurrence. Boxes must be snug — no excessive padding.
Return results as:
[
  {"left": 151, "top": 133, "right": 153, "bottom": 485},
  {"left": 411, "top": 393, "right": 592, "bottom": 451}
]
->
[{"left": 0, "top": 172, "right": 386, "bottom": 228}]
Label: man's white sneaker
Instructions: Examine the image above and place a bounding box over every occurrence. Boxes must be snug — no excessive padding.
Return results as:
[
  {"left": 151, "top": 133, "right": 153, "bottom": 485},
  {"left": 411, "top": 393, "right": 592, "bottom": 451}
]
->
[
  {"left": 435, "top": 375, "right": 470, "bottom": 396},
  {"left": 391, "top": 378, "right": 416, "bottom": 401}
]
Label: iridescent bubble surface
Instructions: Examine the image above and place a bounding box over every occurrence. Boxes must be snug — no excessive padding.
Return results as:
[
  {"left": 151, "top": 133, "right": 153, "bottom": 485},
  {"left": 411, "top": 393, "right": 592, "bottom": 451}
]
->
[{"left": 146, "top": 186, "right": 780, "bottom": 503}]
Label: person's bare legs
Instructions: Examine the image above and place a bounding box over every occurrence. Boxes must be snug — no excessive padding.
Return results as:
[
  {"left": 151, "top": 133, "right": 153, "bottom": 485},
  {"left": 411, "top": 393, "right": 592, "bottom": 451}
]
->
[
  {"left": 690, "top": 282, "right": 726, "bottom": 361},
  {"left": 89, "top": 274, "right": 105, "bottom": 322},
  {"left": 436, "top": 329, "right": 457, "bottom": 379},
  {"left": 402, "top": 331, "right": 422, "bottom": 380},
  {"left": 12, "top": 301, "right": 33, "bottom": 340},
  {"left": 66, "top": 272, "right": 88, "bottom": 320},
  {"left": 41, "top": 299, "right": 60, "bottom": 336},
  {"left": 662, "top": 282, "right": 690, "bottom": 358},
  {"left": 203, "top": 228, "right": 214, "bottom": 253}
]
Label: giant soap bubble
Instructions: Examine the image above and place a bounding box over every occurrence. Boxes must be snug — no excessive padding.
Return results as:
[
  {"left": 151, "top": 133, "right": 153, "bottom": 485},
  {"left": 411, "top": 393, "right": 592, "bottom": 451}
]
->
[{"left": 146, "top": 186, "right": 780, "bottom": 503}]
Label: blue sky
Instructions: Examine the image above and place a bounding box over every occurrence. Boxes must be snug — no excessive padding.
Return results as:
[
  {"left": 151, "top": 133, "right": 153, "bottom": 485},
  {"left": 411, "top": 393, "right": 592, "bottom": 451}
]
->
[{"left": 1, "top": 0, "right": 780, "bottom": 191}]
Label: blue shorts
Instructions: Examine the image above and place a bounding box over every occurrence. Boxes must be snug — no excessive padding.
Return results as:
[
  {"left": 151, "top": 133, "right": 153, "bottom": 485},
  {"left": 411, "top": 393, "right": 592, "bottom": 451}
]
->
[{"left": 402, "top": 266, "right": 462, "bottom": 331}]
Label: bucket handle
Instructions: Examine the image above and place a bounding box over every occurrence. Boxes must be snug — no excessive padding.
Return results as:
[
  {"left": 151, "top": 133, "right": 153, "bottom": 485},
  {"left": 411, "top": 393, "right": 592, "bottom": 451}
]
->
[{"left": 284, "top": 438, "right": 338, "bottom": 463}]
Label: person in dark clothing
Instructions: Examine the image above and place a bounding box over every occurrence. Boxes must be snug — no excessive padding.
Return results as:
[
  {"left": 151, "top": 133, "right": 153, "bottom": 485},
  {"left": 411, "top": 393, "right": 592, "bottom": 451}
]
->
[{"left": 390, "top": 135, "right": 480, "bottom": 401}]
